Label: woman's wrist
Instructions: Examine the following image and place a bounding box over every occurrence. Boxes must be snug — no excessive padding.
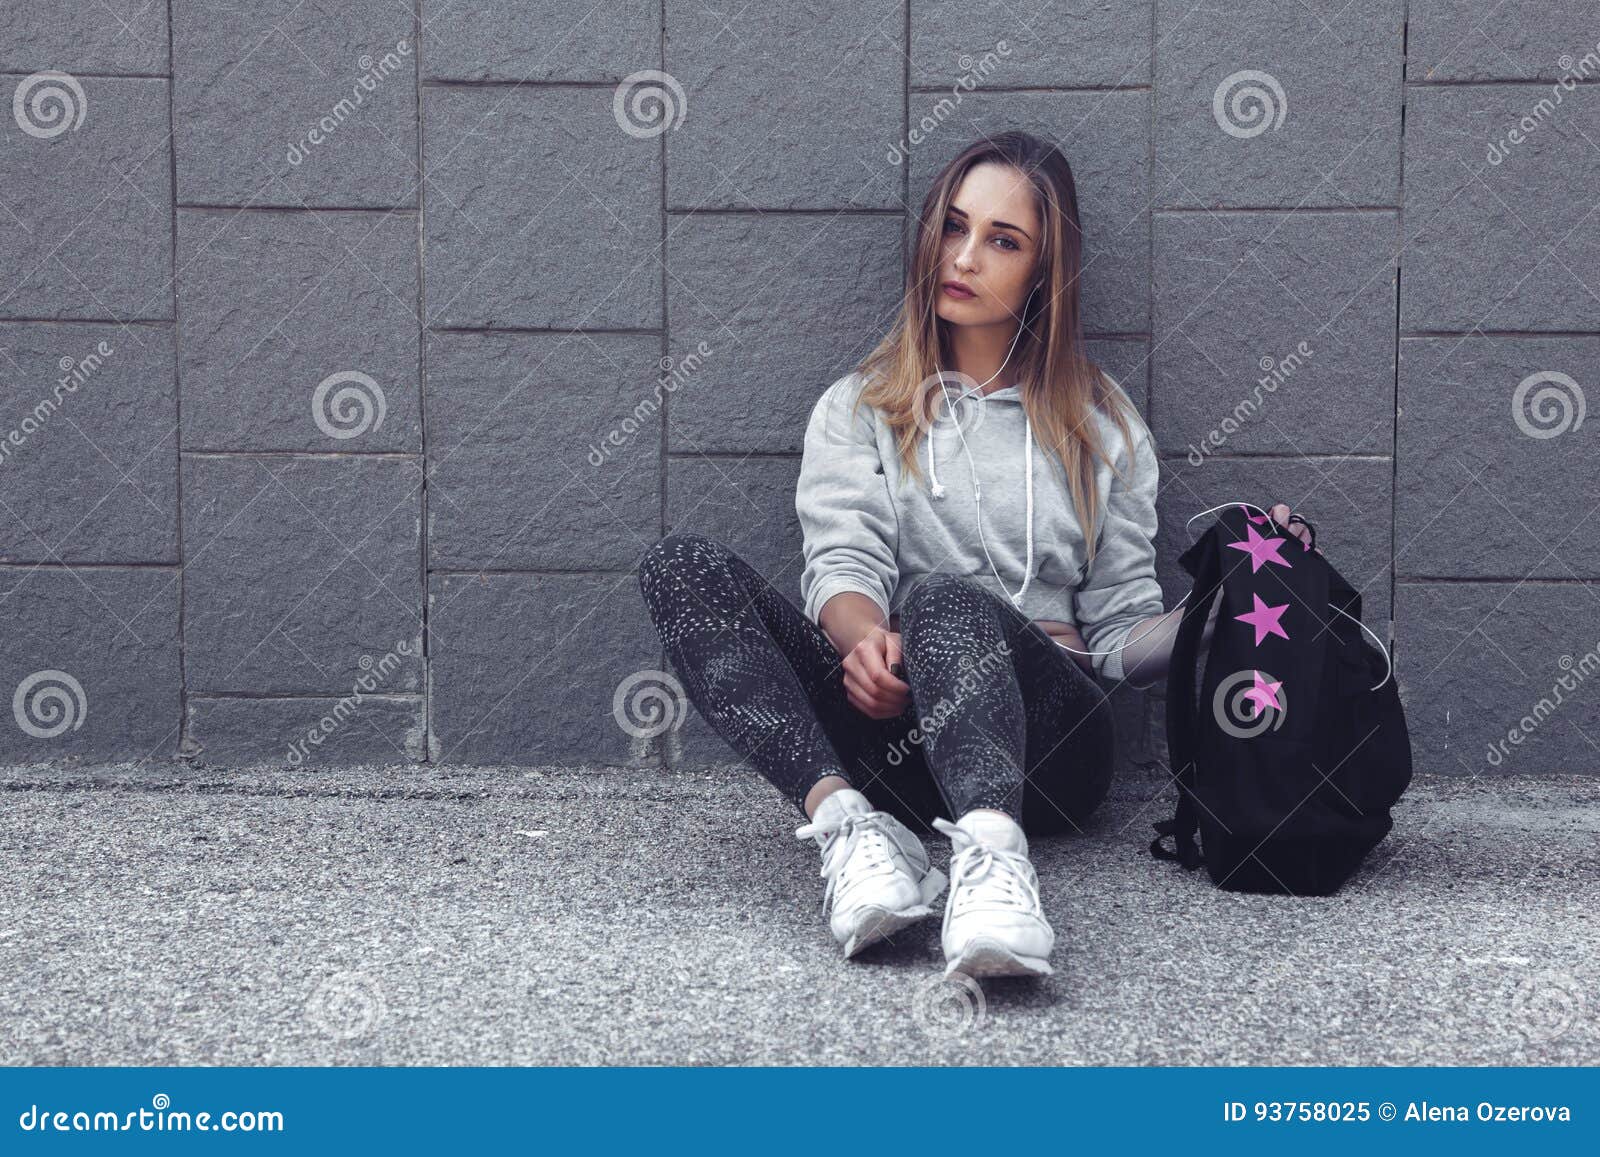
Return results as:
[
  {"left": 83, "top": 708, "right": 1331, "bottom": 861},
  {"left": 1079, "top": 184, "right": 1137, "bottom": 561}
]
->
[{"left": 818, "top": 591, "right": 889, "bottom": 656}]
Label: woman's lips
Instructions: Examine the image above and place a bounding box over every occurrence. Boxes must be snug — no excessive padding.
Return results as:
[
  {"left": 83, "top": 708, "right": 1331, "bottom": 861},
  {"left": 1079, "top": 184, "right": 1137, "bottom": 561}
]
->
[{"left": 942, "top": 281, "right": 976, "bottom": 300}]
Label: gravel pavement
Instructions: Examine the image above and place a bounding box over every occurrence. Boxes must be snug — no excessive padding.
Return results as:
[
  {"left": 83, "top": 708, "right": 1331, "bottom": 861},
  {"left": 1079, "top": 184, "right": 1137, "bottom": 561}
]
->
[{"left": 1, "top": 762, "right": 1594, "bottom": 1065}]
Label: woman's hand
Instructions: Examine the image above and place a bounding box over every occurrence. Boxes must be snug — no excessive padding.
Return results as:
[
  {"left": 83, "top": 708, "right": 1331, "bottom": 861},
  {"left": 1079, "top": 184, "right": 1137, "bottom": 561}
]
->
[
  {"left": 843, "top": 627, "right": 912, "bottom": 720},
  {"left": 1267, "top": 501, "right": 1322, "bottom": 555}
]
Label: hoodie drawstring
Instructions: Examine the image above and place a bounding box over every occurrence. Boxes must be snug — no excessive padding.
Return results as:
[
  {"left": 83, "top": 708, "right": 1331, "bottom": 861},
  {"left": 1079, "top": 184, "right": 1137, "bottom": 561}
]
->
[
  {"left": 927, "top": 418, "right": 946, "bottom": 498},
  {"left": 927, "top": 384, "right": 1035, "bottom": 608},
  {"left": 1017, "top": 417, "right": 1035, "bottom": 606}
]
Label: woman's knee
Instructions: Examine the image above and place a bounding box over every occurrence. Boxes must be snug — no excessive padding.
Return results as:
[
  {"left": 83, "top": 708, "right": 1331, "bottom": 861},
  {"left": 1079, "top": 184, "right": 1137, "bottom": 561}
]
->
[
  {"left": 638, "top": 531, "right": 726, "bottom": 589},
  {"left": 900, "top": 572, "right": 989, "bottom": 624},
  {"left": 899, "top": 574, "right": 1003, "bottom": 651},
  {"left": 638, "top": 532, "right": 760, "bottom": 631}
]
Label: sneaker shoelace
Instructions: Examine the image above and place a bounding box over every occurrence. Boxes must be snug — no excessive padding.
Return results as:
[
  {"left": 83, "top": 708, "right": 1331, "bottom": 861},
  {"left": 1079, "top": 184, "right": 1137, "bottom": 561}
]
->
[
  {"left": 945, "top": 840, "right": 1041, "bottom": 915},
  {"left": 794, "top": 811, "right": 900, "bottom": 914}
]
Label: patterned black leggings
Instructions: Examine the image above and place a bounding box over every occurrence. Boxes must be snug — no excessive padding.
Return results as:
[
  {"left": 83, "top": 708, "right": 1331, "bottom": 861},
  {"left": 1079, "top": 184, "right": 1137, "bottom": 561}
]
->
[{"left": 637, "top": 532, "right": 1116, "bottom": 836}]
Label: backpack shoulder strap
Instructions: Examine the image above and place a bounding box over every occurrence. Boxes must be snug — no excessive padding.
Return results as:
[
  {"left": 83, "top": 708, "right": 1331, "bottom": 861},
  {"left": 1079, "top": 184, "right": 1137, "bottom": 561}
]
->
[{"left": 1150, "top": 513, "right": 1226, "bottom": 870}]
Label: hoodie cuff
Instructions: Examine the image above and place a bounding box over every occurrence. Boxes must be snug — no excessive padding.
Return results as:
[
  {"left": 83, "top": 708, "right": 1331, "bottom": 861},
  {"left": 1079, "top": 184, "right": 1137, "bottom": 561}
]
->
[
  {"left": 1095, "top": 622, "right": 1157, "bottom": 689},
  {"left": 1099, "top": 635, "right": 1128, "bottom": 683},
  {"left": 804, "top": 576, "right": 892, "bottom": 627}
]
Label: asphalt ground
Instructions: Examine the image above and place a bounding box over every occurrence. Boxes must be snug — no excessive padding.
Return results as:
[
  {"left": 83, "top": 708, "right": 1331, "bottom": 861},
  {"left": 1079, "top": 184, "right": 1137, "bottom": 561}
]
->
[{"left": 1, "top": 762, "right": 1594, "bottom": 1065}]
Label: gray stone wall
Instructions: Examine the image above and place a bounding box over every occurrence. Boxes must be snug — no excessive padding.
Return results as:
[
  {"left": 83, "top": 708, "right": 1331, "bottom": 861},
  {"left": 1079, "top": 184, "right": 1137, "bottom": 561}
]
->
[{"left": 0, "top": 2, "right": 1593, "bottom": 776}]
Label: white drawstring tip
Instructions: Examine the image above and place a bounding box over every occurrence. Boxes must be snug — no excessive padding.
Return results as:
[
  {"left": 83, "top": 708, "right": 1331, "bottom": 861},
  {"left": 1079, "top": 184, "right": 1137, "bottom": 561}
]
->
[{"left": 930, "top": 482, "right": 945, "bottom": 499}]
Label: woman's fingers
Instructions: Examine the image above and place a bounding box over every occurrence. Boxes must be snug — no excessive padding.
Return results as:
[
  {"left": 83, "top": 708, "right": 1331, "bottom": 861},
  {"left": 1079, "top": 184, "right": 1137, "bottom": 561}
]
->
[
  {"left": 843, "top": 669, "right": 883, "bottom": 710},
  {"left": 859, "top": 631, "right": 908, "bottom": 695},
  {"left": 1269, "top": 501, "right": 1316, "bottom": 552},
  {"left": 844, "top": 653, "right": 906, "bottom": 719},
  {"left": 845, "top": 631, "right": 910, "bottom": 718},
  {"left": 883, "top": 630, "right": 905, "bottom": 683},
  {"left": 843, "top": 674, "right": 887, "bottom": 718},
  {"left": 847, "top": 683, "right": 902, "bottom": 719}
]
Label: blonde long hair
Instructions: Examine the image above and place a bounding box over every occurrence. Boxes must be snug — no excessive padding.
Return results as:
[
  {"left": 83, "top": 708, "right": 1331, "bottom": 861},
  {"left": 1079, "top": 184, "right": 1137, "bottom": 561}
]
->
[{"left": 854, "top": 131, "right": 1147, "bottom": 567}]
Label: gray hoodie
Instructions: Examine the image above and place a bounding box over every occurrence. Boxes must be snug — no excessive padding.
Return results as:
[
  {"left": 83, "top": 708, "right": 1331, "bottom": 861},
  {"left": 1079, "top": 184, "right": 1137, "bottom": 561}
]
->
[{"left": 795, "top": 369, "right": 1164, "bottom": 683}]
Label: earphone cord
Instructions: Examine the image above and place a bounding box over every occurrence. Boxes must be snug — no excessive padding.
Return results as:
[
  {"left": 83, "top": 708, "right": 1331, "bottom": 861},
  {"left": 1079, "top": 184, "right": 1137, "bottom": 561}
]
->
[
  {"left": 931, "top": 283, "right": 1039, "bottom": 608},
  {"left": 929, "top": 297, "right": 1393, "bottom": 693}
]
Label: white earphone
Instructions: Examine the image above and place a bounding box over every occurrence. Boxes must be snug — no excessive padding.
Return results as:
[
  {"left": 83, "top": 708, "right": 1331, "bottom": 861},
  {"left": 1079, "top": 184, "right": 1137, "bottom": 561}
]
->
[{"left": 931, "top": 282, "right": 1042, "bottom": 608}]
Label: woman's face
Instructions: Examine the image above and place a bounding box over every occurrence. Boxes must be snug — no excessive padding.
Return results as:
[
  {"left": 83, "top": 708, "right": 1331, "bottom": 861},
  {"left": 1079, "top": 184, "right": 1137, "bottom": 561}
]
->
[{"left": 933, "top": 161, "right": 1043, "bottom": 329}]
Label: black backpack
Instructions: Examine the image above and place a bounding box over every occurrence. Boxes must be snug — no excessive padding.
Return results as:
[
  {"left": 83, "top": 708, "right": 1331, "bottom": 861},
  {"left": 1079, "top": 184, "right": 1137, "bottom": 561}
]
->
[{"left": 1150, "top": 503, "right": 1413, "bottom": 895}]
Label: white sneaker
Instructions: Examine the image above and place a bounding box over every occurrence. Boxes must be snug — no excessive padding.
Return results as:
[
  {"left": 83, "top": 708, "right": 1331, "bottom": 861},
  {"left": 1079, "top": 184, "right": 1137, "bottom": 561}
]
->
[
  {"left": 933, "top": 811, "right": 1054, "bottom": 978},
  {"left": 794, "top": 788, "right": 948, "bottom": 957}
]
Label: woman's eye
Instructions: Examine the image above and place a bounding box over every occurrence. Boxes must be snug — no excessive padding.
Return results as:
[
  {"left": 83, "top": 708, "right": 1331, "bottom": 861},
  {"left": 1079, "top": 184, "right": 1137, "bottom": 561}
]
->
[
  {"left": 994, "top": 235, "right": 1018, "bottom": 251},
  {"left": 943, "top": 218, "right": 963, "bottom": 234}
]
